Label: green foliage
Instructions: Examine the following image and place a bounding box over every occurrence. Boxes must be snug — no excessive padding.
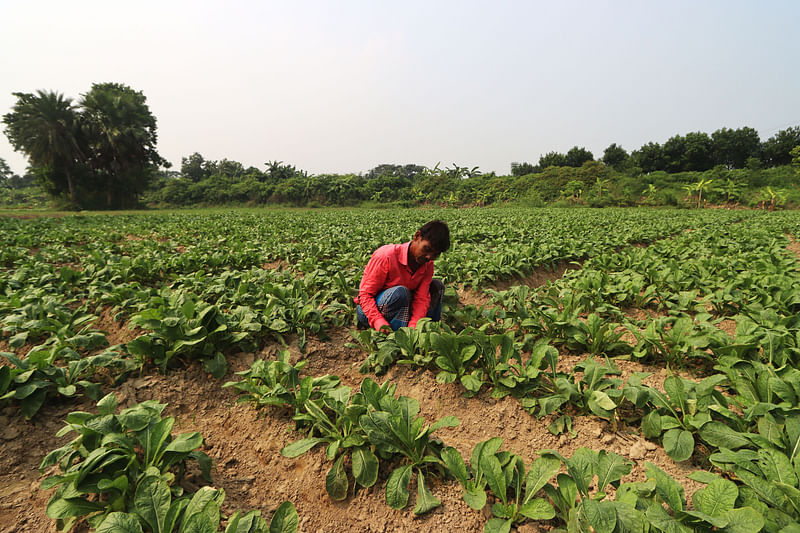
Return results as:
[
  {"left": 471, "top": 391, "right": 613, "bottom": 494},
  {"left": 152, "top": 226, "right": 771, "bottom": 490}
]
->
[{"left": 3, "top": 84, "right": 162, "bottom": 209}]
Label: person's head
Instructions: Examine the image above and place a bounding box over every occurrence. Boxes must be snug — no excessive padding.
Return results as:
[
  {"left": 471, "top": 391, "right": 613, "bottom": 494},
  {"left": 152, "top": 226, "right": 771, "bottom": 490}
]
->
[{"left": 409, "top": 220, "right": 450, "bottom": 265}]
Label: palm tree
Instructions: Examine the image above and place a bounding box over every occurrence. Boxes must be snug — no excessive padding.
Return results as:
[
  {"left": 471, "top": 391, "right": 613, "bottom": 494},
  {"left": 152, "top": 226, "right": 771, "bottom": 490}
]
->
[
  {"left": 2, "top": 91, "right": 83, "bottom": 205},
  {"left": 80, "top": 83, "right": 160, "bottom": 208}
]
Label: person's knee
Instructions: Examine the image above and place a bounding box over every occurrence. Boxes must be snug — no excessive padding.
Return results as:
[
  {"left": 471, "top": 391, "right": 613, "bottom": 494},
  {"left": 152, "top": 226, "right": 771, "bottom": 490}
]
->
[
  {"left": 384, "top": 285, "right": 410, "bottom": 305},
  {"left": 430, "top": 279, "right": 444, "bottom": 295}
]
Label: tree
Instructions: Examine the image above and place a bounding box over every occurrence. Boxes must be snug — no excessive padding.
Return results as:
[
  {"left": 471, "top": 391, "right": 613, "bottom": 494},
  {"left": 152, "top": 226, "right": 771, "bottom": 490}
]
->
[
  {"left": 365, "top": 164, "right": 425, "bottom": 182},
  {"left": 791, "top": 145, "right": 800, "bottom": 177},
  {"left": 2, "top": 90, "right": 84, "bottom": 205},
  {"left": 564, "top": 146, "right": 594, "bottom": 167},
  {"left": 215, "top": 158, "right": 245, "bottom": 179},
  {"left": 711, "top": 127, "right": 761, "bottom": 169},
  {"left": 683, "top": 131, "right": 714, "bottom": 171},
  {"left": 0, "top": 157, "right": 11, "bottom": 185},
  {"left": 538, "top": 151, "right": 567, "bottom": 168},
  {"left": 181, "top": 152, "right": 211, "bottom": 182},
  {"left": 631, "top": 142, "right": 665, "bottom": 173},
  {"left": 602, "top": 143, "right": 628, "bottom": 170},
  {"left": 662, "top": 135, "right": 687, "bottom": 173},
  {"left": 560, "top": 179, "right": 584, "bottom": 202},
  {"left": 80, "top": 82, "right": 164, "bottom": 208},
  {"left": 510, "top": 162, "right": 536, "bottom": 176},
  {"left": 762, "top": 126, "right": 800, "bottom": 167}
]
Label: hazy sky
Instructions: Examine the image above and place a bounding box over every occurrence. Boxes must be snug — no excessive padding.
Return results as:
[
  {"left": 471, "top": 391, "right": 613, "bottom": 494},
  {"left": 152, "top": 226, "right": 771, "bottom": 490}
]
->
[{"left": 2, "top": 1, "right": 799, "bottom": 176}]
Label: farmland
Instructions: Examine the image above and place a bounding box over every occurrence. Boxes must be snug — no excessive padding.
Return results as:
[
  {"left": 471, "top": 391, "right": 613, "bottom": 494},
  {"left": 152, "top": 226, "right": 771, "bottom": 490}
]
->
[{"left": 2, "top": 207, "right": 800, "bottom": 533}]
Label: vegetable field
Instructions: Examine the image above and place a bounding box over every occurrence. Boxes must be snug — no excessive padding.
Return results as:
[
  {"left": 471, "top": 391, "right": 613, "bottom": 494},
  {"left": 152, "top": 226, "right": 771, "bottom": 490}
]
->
[{"left": 2, "top": 207, "right": 800, "bottom": 533}]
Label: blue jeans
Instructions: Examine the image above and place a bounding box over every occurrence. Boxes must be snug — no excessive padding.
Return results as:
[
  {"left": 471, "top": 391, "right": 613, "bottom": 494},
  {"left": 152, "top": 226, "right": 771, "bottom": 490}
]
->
[{"left": 357, "top": 279, "right": 444, "bottom": 330}]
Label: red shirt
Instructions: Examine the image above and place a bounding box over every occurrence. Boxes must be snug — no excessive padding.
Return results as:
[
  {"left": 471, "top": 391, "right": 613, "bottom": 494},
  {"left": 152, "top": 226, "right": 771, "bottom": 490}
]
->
[{"left": 357, "top": 241, "right": 434, "bottom": 330}]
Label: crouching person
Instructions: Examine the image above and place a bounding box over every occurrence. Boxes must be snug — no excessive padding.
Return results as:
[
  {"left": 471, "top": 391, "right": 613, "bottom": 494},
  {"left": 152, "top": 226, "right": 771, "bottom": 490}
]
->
[{"left": 356, "top": 220, "right": 450, "bottom": 332}]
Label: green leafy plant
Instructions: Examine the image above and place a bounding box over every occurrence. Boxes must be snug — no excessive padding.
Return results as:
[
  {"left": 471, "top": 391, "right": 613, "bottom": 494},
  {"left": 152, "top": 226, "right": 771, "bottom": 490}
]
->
[
  {"left": 640, "top": 374, "right": 733, "bottom": 462},
  {"left": 360, "top": 389, "right": 459, "bottom": 514},
  {"left": 223, "top": 350, "right": 340, "bottom": 421},
  {"left": 541, "top": 448, "right": 639, "bottom": 533},
  {"left": 281, "top": 379, "right": 389, "bottom": 501},
  {"left": 128, "top": 293, "right": 249, "bottom": 377},
  {"left": 525, "top": 356, "right": 622, "bottom": 434},
  {"left": 39, "top": 393, "right": 213, "bottom": 531},
  {"left": 0, "top": 349, "right": 134, "bottom": 418},
  {"left": 443, "top": 438, "right": 558, "bottom": 533}
]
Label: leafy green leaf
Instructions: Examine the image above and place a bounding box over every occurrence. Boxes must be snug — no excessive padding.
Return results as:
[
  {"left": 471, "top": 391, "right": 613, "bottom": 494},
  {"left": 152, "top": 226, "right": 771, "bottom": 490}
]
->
[
  {"left": 695, "top": 478, "right": 738, "bottom": 517},
  {"left": 518, "top": 498, "right": 555, "bottom": 520},
  {"left": 721, "top": 507, "right": 765, "bottom": 533},
  {"left": 268, "top": 501, "right": 299, "bottom": 533},
  {"left": 281, "top": 438, "right": 324, "bottom": 458},
  {"left": 481, "top": 454, "right": 507, "bottom": 505},
  {"left": 663, "top": 428, "right": 694, "bottom": 462},
  {"left": 96, "top": 512, "right": 144, "bottom": 533},
  {"left": 483, "top": 518, "right": 512, "bottom": 533},
  {"left": 46, "top": 496, "right": 105, "bottom": 519},
  {"left": 581, "top": 499, "right": 616, "bottom": 533},
  {"left": 386, "top": 465, "right": 413, "bottom": 509},
  {"left": 325, "top": 455, "right": 348, "bottom": 501},
  {"left": 699, "top": 422, "right": 750, "bottom": 450},
  {"left": 351, "top": 447, "right": 378, "bottom": 488},
  {"left": 595, "top": 451, "right": 631, "bottom": 492},
  {"left": 413, "top": 471, "right": 441, "bottom": 515},
  {"left": 524, "top": 455, "right": 560, "bottom": 501},
  {"left": 440, "top": 447, "right": 468, "bottom": 486},
  {"left": 645, "top": 462, "right": 685, "bottom": 512},
  {"left": 463, "top": 486, "right": 487, "bottom": 511},
  {"left": 135, "top": 474, "right": 171, "bottom": 533}
]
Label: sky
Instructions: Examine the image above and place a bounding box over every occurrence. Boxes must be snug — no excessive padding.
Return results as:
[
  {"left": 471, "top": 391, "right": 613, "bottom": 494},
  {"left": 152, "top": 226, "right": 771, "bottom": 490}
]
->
[{"left": 1, "top": 0, "right": 799, "bottom": 176}]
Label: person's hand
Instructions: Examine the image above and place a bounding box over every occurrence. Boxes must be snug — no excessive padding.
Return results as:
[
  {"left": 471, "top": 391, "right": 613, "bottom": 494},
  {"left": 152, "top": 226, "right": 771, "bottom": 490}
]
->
[{"left": 378, "top": 324, "right": 392, "bottom": 334}]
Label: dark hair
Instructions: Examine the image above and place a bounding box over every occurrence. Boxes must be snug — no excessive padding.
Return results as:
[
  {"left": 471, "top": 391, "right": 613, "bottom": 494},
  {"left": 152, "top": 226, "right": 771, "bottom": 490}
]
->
[{"left": 418, "top": 220, "right": 450, "bottom": 253}]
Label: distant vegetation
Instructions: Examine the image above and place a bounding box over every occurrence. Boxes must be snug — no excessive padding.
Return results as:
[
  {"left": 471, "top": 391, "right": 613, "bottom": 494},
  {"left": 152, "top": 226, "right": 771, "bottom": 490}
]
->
[{"left": 2, "top": 85, "right": 799, "bottom": 210}]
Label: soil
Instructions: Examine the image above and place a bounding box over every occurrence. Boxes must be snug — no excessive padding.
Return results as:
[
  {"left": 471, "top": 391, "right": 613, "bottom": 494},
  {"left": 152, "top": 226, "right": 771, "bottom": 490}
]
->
[
  {"left": 490, "top": 262, "right": 582, "bottom": 293},
  {"left": 1, "top": 319, "right": 707, "bottom": 533},
  {"left": 787, "top": 235, "right": 800, "bottom": 261}
]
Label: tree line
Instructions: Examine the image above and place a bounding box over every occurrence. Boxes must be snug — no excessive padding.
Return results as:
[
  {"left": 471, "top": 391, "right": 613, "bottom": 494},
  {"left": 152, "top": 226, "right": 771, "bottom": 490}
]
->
[
  {"left": 2, "top": 84, "right": 799, "bottom": 209},
  {"left": 511, "top": 126, "right": 800, "bottom": 176}
]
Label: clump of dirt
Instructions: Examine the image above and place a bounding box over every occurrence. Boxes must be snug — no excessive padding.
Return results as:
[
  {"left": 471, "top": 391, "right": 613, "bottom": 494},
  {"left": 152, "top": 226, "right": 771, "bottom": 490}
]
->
[
  {"left": 786, "top": 235, "right": 800, "bottom": 261},
  {"left": 262, "top": 260, "right": 290, "bottom": 271},
  {"left": 455, "top": 285, "right": 491, "bottom": 308},
  {"left": 92, "top": 307, "right": 144, "bottom": 347},
  {"left": 716, "top": 319, "right": 736, "bottom": 338}
]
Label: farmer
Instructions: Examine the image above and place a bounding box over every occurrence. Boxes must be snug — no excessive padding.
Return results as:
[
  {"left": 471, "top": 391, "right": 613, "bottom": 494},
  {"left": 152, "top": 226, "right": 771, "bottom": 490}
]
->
[{"left": 356, "top": 220, "right": 450, "bottom": 332}]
